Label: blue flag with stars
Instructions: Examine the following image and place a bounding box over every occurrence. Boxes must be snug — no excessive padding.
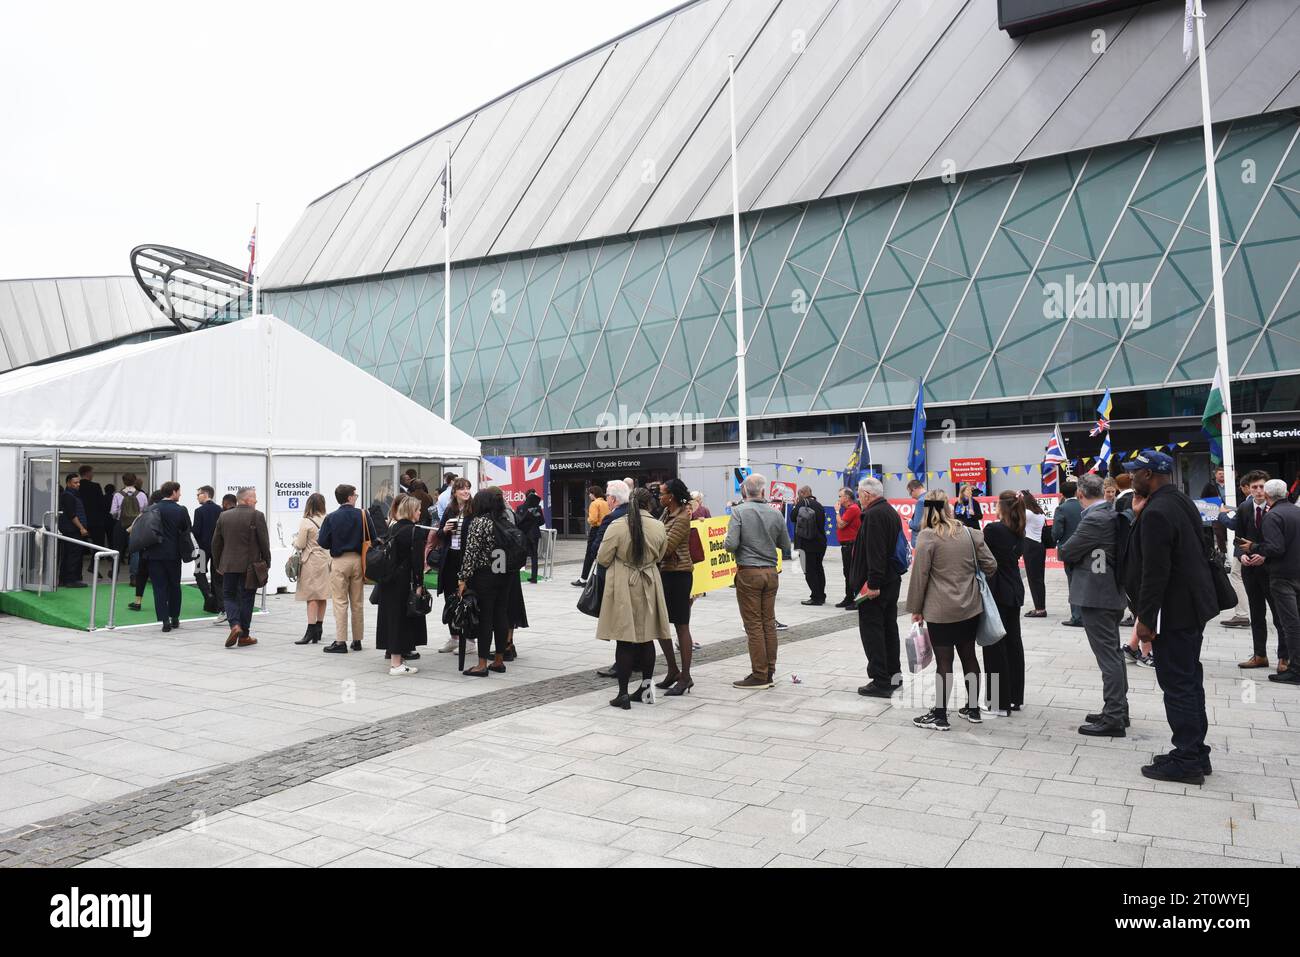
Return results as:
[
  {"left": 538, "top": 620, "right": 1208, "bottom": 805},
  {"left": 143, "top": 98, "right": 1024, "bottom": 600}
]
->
[{"left": 908, "top": 381, "right": 927, "bottom": 478}]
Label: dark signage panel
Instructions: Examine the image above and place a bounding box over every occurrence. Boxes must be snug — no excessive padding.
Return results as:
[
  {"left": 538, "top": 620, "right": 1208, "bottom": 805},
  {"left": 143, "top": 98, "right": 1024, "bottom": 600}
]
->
[{"left": 998, "top": 0, "right": 1162, "bottom": 37}]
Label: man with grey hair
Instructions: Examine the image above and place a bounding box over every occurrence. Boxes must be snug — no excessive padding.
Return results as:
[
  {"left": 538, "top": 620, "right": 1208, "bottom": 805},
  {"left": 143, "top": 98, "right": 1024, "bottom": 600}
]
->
[
  {"left": 1243, "top": 479, "right": 1300, "bottom": 685},
  {"left": 724, "top": 474, "right": 792, "bottom": 689},
  {"left": 593, "top": 480, "right": 633, "bottom": 679},
  {"left": 211, "top": 486, "right": 271, "bottom": 649},
  {"left": 849, "top": 475, "right": 904, "bottom": 697},
  {"left": 1058, "top": 473, "right": 1130, "bottom": 734}
]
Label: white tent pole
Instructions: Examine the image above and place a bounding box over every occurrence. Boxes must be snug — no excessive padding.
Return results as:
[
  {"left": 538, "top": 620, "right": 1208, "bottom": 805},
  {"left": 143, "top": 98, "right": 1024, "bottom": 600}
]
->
[
  {"left": 444, "top": 139, "right": 453, "bottom": 422},
  {"left": 252, "top": 202, "right": 260, "bottom": 317},
  {"left": 1194, "top": 0, "right": 1236, "bottom": 511},
  {"left": 728, "top": 54, "right": 748, "bottom": 470}
]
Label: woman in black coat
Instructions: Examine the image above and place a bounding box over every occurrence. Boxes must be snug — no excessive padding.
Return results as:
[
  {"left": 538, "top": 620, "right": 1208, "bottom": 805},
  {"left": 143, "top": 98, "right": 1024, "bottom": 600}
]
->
[
  {"left": 981, "top": 491, "right": 1027, "bottom": 714},
  {"left": 375, "top": 496, "right": 428, "bottom": 676},
  {"left": 954, "top": 484, "right": 983, "bottom": 530},
  {"left": 435, "top": 478, "right": 473, "bottom": 654}
]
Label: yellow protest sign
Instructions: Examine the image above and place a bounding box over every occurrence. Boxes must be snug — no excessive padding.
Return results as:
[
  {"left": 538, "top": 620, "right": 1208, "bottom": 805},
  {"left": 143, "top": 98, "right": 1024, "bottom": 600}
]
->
[{"left": 690, "top": 516, "right": 783, "bottom": 597}]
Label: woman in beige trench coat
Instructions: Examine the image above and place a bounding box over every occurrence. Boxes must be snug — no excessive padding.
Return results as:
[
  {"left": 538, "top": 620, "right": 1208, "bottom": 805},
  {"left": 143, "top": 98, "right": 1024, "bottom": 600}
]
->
[
  {"left": 597, "top": 487, "right": 671, "bottom": 710},
  {"left": 292, "top": 493, "right": 332, "bottom": 645}
]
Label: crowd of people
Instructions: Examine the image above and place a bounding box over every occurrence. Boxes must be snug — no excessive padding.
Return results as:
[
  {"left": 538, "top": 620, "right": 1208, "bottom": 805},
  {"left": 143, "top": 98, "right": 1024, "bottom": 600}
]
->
[{"left": 50, "top": 452, "right": 1300, "bottom": 787}]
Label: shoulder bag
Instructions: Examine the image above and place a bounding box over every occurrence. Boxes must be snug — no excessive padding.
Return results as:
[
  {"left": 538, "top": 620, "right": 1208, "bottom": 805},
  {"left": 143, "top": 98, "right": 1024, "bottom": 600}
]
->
[
  {"left": 244, "top": 512, "right": 270, "bottom": 590},
  {"left": 688, "top": 524, "right": 705, "bottom": 564},
  {"left": 406, "top": 526, "right": 433, "bottom": 618},
  {"left": 577, "top": 571, "right": 603, "bottom": 618},
  {"left": 968, "top": 529, "right": 1005, "bottom": 647}
]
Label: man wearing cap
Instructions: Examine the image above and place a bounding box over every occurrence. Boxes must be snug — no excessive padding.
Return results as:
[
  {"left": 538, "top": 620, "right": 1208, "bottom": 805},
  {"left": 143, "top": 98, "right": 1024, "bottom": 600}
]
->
[{"left": 1122, "top": 451, "right": 1217, "bottom": 785}]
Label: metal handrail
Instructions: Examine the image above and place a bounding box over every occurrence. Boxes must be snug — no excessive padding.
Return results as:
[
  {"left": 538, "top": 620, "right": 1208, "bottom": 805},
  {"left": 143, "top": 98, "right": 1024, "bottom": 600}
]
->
[
  {"left": 35, "top": 529, "right": 120, "bottom": 632},
  {"left": 539, "top": 527, "right": 558, "bottom": 582}
]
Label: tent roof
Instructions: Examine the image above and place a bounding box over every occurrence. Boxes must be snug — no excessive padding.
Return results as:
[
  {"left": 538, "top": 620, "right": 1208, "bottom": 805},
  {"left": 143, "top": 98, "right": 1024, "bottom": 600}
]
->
[{"left": 0, "top": 315, "right": 481, "bottom": 459}]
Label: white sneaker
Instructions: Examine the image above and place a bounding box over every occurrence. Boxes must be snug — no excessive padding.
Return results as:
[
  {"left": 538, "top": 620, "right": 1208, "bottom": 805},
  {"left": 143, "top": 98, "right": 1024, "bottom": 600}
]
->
[
  {"left": 437, "top": 637, "right": 458, "bottom": 653},
  {"left": 985, "top": 709, "right": 1008, "bottom": 718},
  {"left": 389, "top": 665, "right": 418, "bottom": 676}
]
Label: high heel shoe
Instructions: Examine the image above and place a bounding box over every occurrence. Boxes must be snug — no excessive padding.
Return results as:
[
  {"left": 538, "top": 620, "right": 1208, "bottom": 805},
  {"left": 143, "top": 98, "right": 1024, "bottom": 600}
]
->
[
  {"left": 629, "top": 681, "right": 656, "bottom": 705},
  {"left": 609, "top": 693, "right": 631, "bottom": 710},
  {"left": 664, "top": 677, "right": 694, "bottom": 697},
  {"left": 655, "top": 673, "right": 680, "bottom": 690}
]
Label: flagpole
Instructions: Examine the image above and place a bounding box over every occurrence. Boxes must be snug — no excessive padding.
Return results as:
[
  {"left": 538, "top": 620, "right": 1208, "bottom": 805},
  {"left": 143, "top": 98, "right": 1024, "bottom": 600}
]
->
[
  {"left": 444, "top": 139, "right": 452, "bottom": 422},
  {"left": 1193, "top": 0, "right": 1236, "bottom": 509},
  {"left": 252, "top": 203, "right": 260, "bottom": 316},
  {"left": 728, "top": 54, "right": 748, "bottom": 470}
]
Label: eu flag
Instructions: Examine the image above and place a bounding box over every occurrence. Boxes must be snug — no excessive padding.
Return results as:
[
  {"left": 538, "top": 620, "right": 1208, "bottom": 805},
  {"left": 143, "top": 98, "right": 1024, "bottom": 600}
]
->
[
  {"left": 844, "top": 423, "right": 871, "bottom": 490},
  {"left": 908, "top": 381, "right": 927, "bottom": 478}
]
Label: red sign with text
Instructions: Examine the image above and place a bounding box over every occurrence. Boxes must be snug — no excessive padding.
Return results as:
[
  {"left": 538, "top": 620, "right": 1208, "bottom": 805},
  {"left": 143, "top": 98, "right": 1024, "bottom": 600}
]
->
[{"left": 949, "top": 458, "right": 989, "bottom": 484}]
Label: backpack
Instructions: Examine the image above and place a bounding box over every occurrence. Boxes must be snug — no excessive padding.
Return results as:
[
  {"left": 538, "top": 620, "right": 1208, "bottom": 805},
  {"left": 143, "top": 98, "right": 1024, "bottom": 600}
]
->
[
  {"left": 795, "top": 503, "right": 824, "bottom": 545},
  {"left": 891, "top": 528, "right": 912, "bottom": 576},
  {"left": 363, "top": 526, "right": 403, "bottom": 585},
  {"left": 127, "top": 505, "right": 164, "bottom": 554},
  {"left": 118, "top": 490, "right": 142, "bottom": 531},
  {"left": 494, "top": 518, "right": 528, "bottom": 573}
]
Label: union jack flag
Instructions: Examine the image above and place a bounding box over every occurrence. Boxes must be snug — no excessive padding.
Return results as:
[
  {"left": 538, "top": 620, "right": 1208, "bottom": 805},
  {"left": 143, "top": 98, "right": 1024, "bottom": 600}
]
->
[
  {"left": 1044, "top": 425, "right": 1068, "bottom": 465},
  {"left": 1089, "top": 388, "right": 1113, "bottom": 437},
  {"left": 479, "top": 456, "right": 547, "bottom": 513}
]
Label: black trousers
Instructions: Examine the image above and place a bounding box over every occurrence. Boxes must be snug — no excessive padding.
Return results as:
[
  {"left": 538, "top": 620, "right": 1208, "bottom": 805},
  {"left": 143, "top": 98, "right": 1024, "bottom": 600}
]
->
[
  {"left": 57, "top": 527, "right": 86, "bottom": 585},
  {"left": 580, "top": 525, "right": 598, "bottom": 581},
  {"left": 1022, "top": 538, "right": 1046, "bottom": 610},
  {"left": 857, "top": 577, "right": 901, "bottom": 687},
  {"left": 840, "top": 544, "right": 854, "bottom": 604},
  {"left": 147, "top": 559, "right": 182, "bottom": 623},
  {"left": 802, "top": 545, "right": 826, "bottom": 603},
  {"left": 526, "top": 537, "right": 539, "bottom": 582},
  {"left": 1243, "top": 568, "right": 1284, "bottom": 660},
  {"left": 983, "top": 602, "right": 1024, "bottom": 711},
  {"left": 471, "top": 569, "right": 510, "bottom": 659},
  {"left": 1151, "top": 626, "right": 1211, "bottom": 773}
]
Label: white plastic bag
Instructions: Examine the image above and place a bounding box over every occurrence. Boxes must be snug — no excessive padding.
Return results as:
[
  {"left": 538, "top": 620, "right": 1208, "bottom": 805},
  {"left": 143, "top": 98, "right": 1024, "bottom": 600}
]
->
[{"left": 905, "top": 621, "right": 933, "bottom": 674}]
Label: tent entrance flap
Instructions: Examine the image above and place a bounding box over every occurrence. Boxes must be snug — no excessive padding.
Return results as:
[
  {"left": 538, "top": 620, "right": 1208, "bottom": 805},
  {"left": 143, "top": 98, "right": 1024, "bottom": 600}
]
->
[{"left": 19, "top": 447, "right": 58, "bottom": 592}]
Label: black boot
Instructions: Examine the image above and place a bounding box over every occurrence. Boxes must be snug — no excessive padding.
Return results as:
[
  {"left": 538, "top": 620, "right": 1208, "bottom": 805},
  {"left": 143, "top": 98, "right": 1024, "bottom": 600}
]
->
[{"left": 295, "top": 622, "right": 320, "bottom": 645}]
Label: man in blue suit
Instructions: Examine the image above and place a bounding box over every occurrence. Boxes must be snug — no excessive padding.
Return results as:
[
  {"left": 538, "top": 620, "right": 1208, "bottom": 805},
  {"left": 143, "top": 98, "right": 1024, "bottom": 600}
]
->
[{"left": 145, "top": 481, "right": 193, "bottom": 633}]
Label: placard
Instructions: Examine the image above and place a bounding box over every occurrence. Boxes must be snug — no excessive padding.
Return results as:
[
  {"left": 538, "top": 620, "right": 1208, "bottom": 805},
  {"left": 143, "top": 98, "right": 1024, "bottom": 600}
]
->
[
  {"left": 950, "top": 458, "right": 989, "bottom": 484},
  {"left": 690, "top": 516, "right": 783, "bottom": 597}
]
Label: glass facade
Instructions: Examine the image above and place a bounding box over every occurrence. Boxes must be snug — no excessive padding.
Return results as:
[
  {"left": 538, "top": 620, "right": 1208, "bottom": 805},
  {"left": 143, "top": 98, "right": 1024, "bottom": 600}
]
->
[{"left": 268, "top": 114, "right": 1300, "bottom": 439}]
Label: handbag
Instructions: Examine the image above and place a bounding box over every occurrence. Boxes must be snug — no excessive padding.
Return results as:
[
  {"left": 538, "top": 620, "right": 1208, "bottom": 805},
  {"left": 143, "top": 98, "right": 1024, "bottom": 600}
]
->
[
  {"left": 576, "top": 571, "right": 603, "bottom": 618},
  {"left": 968, "top": 529, "right": 1006, "bottom": 647},
  {"left": 905, "top": 621, "right": 933, "bottom": 674},
  {"left": 406, "top": 553, "right": 431, "bottom": 619},
  {"left": 243, "top": 512, "right": 269, "bottom": 590},
  {"left": 688, "top": 525, "right": 705, "bottom": 564}
]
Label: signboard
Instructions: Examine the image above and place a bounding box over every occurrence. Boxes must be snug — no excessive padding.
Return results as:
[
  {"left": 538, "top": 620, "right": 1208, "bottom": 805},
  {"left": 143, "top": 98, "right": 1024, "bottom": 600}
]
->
[
  {"left": 768, "top": 481, "right": 797, "bottom": 512},
  {"left": 480, "top": 456, "right": 550, "bottom": 525},
  {"left": 273, "top": 478, "right": 315, "bottom": 513},
  {"left": 949, "top": 458, "right": 988, "bottom": 485},
  {"left": 690, "top": 516, "right": 783, "bottom": 597},
  {"left": 549, "top": 452, "right": 678, "bottom": 476},
  {"left": 1193, "top": 498, "right": 1223, "bottom": 524}
]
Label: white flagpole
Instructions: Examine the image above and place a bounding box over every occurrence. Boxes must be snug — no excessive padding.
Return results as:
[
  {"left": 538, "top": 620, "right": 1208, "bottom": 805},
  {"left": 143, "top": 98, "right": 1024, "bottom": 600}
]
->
[
  {"left": 252, "top": 202, "right": 260, "bottom": 316},
  {"left": 444, "top": 140, "right": 452, "bottom": 422},
  {"left": 1193, "top": 0, "right": 1236, "bottom": 509},
  {"left": 728, "top": 54, "right": 748, "bottom": 469}
]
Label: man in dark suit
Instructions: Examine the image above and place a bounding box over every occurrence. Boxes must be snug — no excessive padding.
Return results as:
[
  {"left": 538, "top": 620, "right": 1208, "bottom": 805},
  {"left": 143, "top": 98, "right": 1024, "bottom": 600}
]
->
[
  {"left": 192, "top": 485, "right": 223, "bottom": 610},
  {"left": 1122, "top": 451, "right": 1217, "bottom": 785},
  {"left": 58, "top": 473, "right": 90, "bottom": 587},
  {"left": 1053, "top": 479, "right": 1083, "bottom": 626},
  {"left": 1058, "top": 474, "right": 1129, "bottom": 737},
  {"left": 848, "top": 477, "right": 903, "bottom": 698},
  {"left": 212, "top": 486, "right": 272, "bottom": 649},
  {"left": 144, "top": 481, "right": 193, "bottom": 632},
  {"left": 1229, "top": 471, "right": 1283, "bottom": 669},
  {"left": 1242, "top": 479, "right": 1300, "bottom": 685},
  {"left": 75, "top": 465, "right": 109, "bottom": 575}
]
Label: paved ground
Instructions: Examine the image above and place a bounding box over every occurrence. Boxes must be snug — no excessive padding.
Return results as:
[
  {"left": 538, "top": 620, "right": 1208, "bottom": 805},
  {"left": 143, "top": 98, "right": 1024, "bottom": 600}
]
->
[{"left": 1, "top": 551, "right": 1297, "bottom": 868}]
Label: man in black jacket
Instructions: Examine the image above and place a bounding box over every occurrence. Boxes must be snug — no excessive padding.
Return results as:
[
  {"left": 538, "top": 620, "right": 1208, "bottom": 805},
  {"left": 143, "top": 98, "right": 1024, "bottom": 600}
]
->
[
  {"left": 793, "top": 487, "right": 827, "bottom": 606},
  {"left": 515, "top": 489, "right": 545, "bottom": 583},
  {"left": 144, "top": 481, "right": 194, "bottom": 633},
  {"left": 1228, "top": 471, "right": 1282, "bottom": 668},
  {"left": 849, "top": 477, "right": 903, "bottom": 698},
  {"left": 1243, "top": 479, "right": 1300, "bottom": 685},
  {"left": 1122, "top": 451, "right": 1216, "bottom": 785},
  {"left": 76, "top": 465, "right": 110, "bottom": 574},
  {"left": 1053, "top": 479, "right": 1083, "bottom": 626}
]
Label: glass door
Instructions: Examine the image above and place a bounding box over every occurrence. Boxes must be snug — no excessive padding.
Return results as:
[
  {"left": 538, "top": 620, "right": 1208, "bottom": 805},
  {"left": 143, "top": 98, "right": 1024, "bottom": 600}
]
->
[
  {"left": 21, "top": 447, "right": 59, "bottom": 592},
  {"left": 364, "top": 459, "right": 399, "bottom": 527},
  {"left": 148, "top": 456, "right": 174, "bottom": 491}
]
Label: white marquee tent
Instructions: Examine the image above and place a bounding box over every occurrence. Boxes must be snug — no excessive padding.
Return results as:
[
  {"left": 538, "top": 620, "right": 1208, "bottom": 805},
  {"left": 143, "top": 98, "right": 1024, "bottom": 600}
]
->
[{"left": 0, "top": 315, "right": 479, "bottom": 591}]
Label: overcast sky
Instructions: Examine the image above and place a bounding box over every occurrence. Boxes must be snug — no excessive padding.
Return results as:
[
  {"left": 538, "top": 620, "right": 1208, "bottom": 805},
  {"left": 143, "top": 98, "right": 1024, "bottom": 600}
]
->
[{"left": 0, "top": 0, "right": 672, "bottom": 281}]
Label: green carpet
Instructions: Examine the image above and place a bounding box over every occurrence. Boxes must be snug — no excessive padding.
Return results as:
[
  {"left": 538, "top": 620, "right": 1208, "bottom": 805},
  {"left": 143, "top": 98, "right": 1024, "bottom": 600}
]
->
[
  {"left": 0, "top": 583, "right": 213, "bottom": 631},
  {"left": 422, "top": 569, "right": 542, "bottom": 590}
]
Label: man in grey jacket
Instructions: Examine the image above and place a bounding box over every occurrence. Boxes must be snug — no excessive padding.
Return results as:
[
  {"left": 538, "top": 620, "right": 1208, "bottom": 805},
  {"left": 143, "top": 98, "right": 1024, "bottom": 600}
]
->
[
  {"left": 1058, "top": 474, "right": 1129, "bottom": 735},
  {"left": 1053, "top": 479, "right": 1084, "bottom": 626},
  {"left": 724, "top": 474, "right": 792, "bottom": 690},
  {"left": 1243, "top": 480, "right": 1300, "bottom": 685}
]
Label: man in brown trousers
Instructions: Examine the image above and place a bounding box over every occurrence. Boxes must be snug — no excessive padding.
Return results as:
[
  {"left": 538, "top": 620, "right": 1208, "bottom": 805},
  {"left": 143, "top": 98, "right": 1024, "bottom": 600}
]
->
[{"left": 211, "top": 486, "right": 271, "bottom": 648}]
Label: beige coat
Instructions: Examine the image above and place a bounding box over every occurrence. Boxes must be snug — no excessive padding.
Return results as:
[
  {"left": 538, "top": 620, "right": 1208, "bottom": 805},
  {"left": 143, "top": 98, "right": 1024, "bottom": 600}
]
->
[
  {"left": 595, "top": 514, "right": 671, "bottom": 644},
  {"left": 293, "top": 516, "right": 331, "bottom": 602},
  {"left": 905, "top": 526, "right": 998, "bottom": 623}
]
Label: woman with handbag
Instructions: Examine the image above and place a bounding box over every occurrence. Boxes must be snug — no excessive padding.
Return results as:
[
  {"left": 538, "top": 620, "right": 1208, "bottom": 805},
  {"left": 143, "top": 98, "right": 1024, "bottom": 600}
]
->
[
  {"left": 435, "top": 478, "right": 473, "bottom": 654},
  {"left": 457, "top": 487, "right": 512, "bottom": 678},
  {"left": 982, "top": 491, "right": 1027, "bottom": 715},
  {"left": 292, "top": 493, "right": 331, "bottom": 645},
  {"left": 597, "top": 487, "right": 671, "bottom": 710},
  {"left": 905, "top": 490, "right": 998, "bottom": 731},
  {"left": 375, "top": 495, "right": 429, "bottom": 676},
  {"left": 655, "top": 479, "right": 696, "bottom": 696}
]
